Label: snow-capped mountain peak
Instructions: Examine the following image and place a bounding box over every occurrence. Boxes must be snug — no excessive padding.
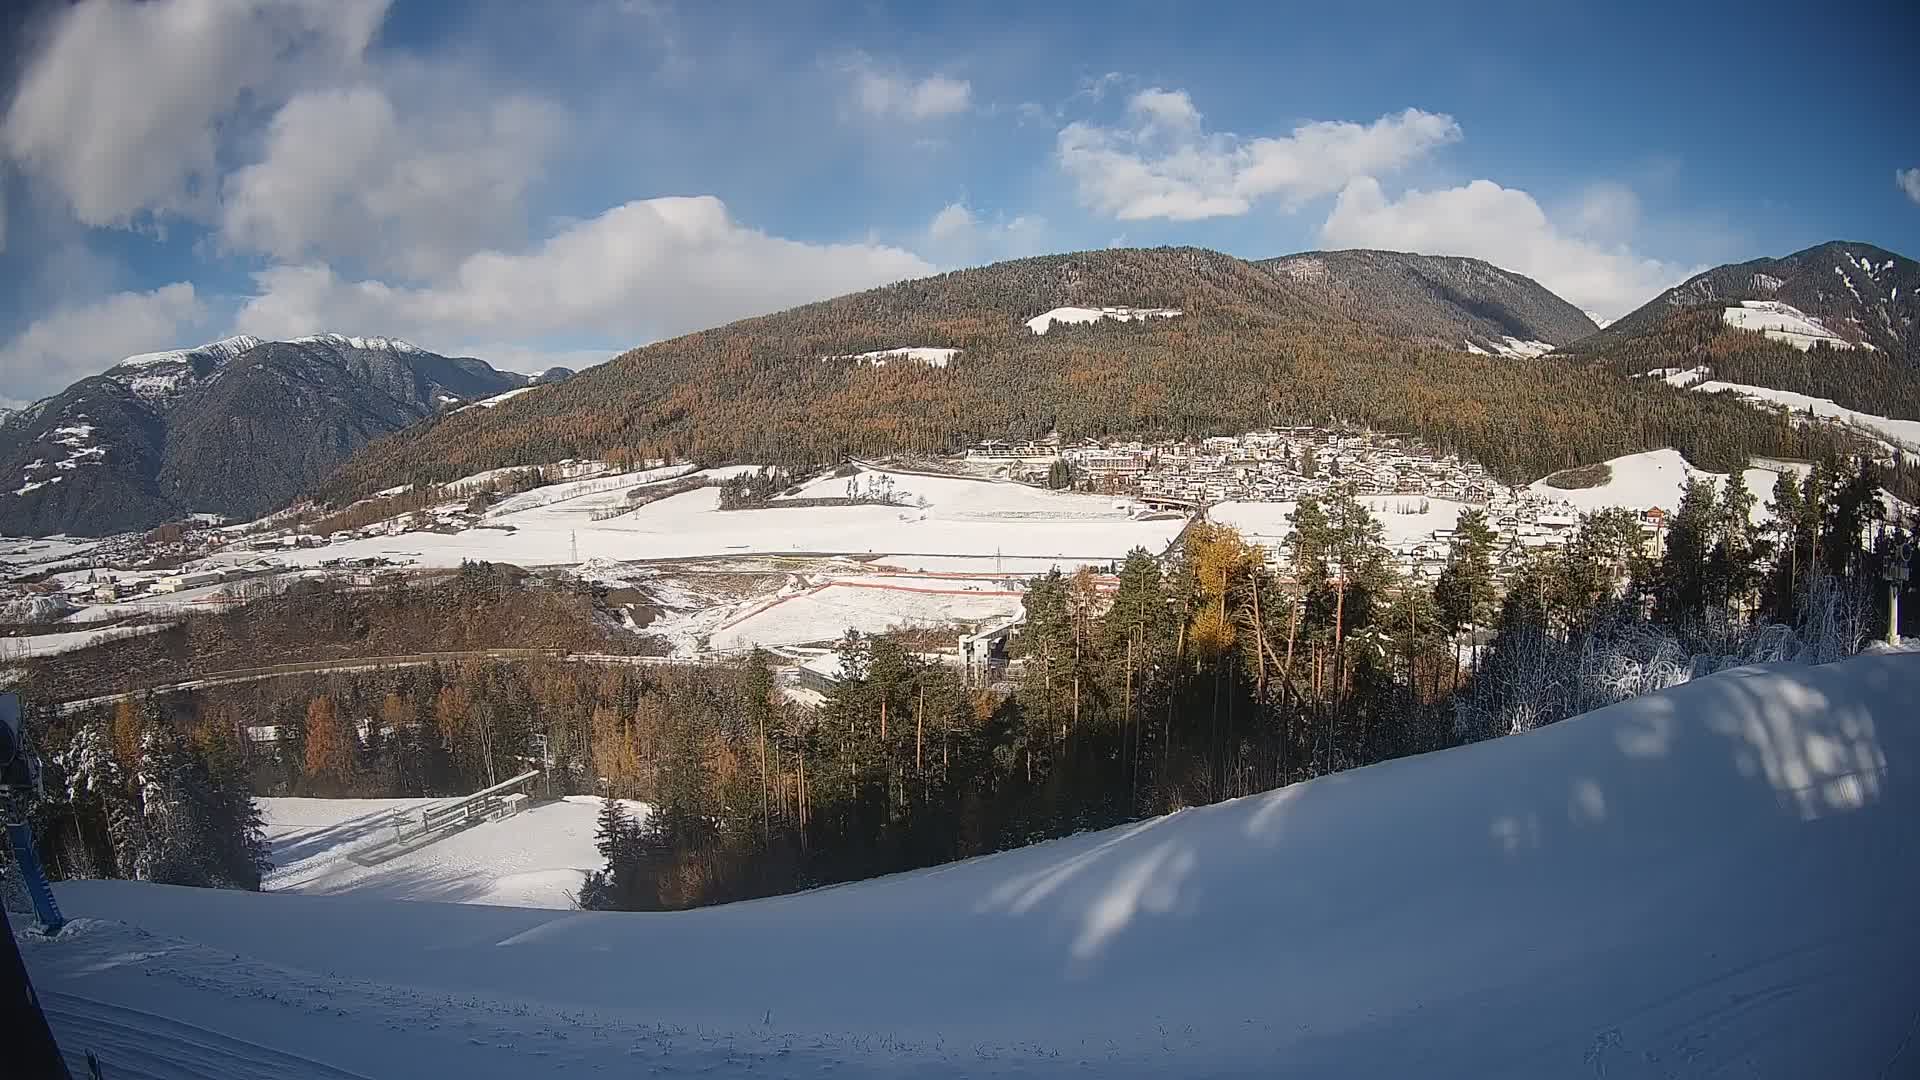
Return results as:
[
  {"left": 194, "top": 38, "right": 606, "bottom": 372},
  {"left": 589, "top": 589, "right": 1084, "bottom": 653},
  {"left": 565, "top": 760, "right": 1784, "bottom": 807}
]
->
[
  {"left": 104, "top": 335, "right": 267, "bottom": 404},
  {"left": 113, "top": 334, "right": 264, "bottom": 371},
  {"left": 1583, "top": 310, "right": 1613, "bottom": 330},
  {"left": 290, "top": 333, "right": 426, "bottom": 353}
]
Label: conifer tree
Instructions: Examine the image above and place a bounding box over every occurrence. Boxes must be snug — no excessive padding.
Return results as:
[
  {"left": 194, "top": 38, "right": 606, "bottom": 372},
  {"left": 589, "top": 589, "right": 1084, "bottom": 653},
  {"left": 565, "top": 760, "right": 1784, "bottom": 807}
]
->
[{"left": 1654, "top": 478, "right": 1719, "bottom": 625}]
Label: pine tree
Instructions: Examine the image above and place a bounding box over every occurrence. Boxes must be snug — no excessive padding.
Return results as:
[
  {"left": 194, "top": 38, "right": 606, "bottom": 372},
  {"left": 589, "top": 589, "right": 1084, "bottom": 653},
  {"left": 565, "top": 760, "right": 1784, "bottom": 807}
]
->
[
  {"left": 1654, "top": 478, "right": 1719, "bottom": 626},
  {"left": 593, "top": 794, "right": 634, "bottom": 864},
  {"left": 1705, "top": 466, "right": 1760, "bottom": 616},
  {"left": 1761, "top": 470, "right": 1807, "bottom": 622},
  {"left": 60, "top": 721, "right": 147, "bottom": 880},
  {"left": 137, "top": 723, "right": 223, "bottom": 887}
]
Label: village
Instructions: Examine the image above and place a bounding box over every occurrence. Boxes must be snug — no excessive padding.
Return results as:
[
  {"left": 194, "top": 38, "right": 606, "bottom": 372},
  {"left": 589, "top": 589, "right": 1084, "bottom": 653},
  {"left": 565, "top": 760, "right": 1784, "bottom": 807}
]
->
[{"left": 965, "top": 428, "right": 1671, "bottom": 582}]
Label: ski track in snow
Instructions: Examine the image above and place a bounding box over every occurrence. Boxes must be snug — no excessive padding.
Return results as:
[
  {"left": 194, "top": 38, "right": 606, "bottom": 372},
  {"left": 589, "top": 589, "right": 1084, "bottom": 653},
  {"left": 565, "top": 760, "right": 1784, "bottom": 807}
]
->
[{"left": 21, "top": 652, "right": 1920, "bottom": 1076}]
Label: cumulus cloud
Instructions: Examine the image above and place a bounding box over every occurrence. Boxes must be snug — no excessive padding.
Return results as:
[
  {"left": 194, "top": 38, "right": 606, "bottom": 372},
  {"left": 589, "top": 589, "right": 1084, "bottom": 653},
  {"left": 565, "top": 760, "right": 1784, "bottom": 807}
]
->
[
  {"left": 923, "top": 202, "right": 1047, "bottom": 267},
  {"left": 233, "top": 196, "right": 933, "bottom": 350},
  {"left": 0, "top": 284, "right": 208, "bottom": 403},
  {"left": 1, "top": 0, "right": 389, "bottom": 226},
  {"left": 221, "top": 85, "right": 566, "bottom": 277},
  {"left": 843, "top": 54, "right": 971, "bottom": 120},
  {"left": 1899, "top": 168, "right": 1920, "bottom": 206},
  {"left": 1320, "top": 177, "right": 1689, "bottom": 318},
  {"left": 1057, "top": 89, "right": 1460, "bottom": 221},
  {"left": 1570, "top": 181, "right": 1641, "bottom": 244}
]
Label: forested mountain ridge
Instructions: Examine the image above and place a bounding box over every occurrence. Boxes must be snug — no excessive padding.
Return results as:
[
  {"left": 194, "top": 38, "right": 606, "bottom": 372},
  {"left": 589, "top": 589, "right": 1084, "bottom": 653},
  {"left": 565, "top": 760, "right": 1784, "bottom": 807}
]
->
[
  {"left": 1259, "top": 249, "right": 1598, "bottom": 354},
  {"left": 0, "top": 335, "right": 544, "bottom": 536},
  {"left": 1575, "top": 240, "right": 1916, "bottom": 359},
  {"left": 319, "top": 245, "right": 1869, "bottom": 505}
]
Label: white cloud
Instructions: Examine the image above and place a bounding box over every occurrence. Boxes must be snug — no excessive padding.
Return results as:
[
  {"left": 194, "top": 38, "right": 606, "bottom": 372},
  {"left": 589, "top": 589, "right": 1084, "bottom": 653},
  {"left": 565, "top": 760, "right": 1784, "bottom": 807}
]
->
[
  {"left": 221, "top": 85, "right": 566, "bottom": 277},
  {"left": 1899, "top": 168, "right": 1920, "bottom": 206},
  {"left": 0, "top": 284, "right": 208, "bottom": 403},
  {"left": 843, "top": 54, "right": 972, "bottom": 120},
  {"left": 1320, "top": 177, "right": 1689, "bottom": 318},
  {"left": 923, "top": 202, "right": 1047, "bottom": 267},
  {"left": 1, "top": 0, "right": 389, "bottom": 227},
  {"left": 1569, "top": 181, "right": 1641, "bottom": 244},
  {"left": 233, "top": 196, "right": 934, "bottom": 350},
  {"left": 1057, "top": 89, "right": 1460, "bottom": 221}
]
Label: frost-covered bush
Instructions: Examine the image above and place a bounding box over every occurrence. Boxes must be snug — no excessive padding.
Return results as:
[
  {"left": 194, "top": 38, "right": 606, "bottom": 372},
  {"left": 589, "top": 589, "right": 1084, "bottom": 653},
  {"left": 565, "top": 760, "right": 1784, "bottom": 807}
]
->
[{"left": 1454, "top": 575, "right": 1871, "bottom": 742}]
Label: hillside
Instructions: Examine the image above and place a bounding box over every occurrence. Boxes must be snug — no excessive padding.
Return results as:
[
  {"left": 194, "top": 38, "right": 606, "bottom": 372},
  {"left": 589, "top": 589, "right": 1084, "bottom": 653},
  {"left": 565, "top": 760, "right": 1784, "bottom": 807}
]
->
[
  {"left": 0, "top": 335, "right": 544, "bottom": 536},
  {"left": 1260, "top": 248, "right": 1598, "bottom": 356},
  {"left": 1579, "top": 240, "right": 1917, "bottom": 359},
  {"left": 318, "top": 246, "right": 1859, "bottom": 504},
  {"left": 24, "top": 651, "right": 1920, "bottom": 1077}
]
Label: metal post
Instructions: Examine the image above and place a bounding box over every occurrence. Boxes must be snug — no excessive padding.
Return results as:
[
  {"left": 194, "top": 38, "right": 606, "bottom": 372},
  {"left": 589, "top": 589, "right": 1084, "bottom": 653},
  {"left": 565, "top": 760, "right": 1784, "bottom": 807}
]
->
[
  {"left": 1887, "top": 542, "right": 1913, "bottom": 649},
  {"left": 1, "top": 693, "right": 63, "bottom": 935}
]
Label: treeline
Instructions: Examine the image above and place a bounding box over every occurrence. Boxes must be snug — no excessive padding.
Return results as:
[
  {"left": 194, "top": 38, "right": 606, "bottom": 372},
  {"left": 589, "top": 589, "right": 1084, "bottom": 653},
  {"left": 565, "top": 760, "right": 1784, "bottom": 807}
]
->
[
  {"left": 20, "top": 455, "right": 1911, "bottom": 906},
  {"left": 1579, "top": 306, "right": 1920, "bottom": 424},
  {"left": 585, "top": 454, "right": 1912, "bottom": 912},
  {"left": 10, "top": 562, "right": 629, "bottom": 703},
  {"left": 1459, "top": 456, "right": 1911, "bottom": 735},
  {"left": 315, "top": 248, "right": 1868, "bottom": 503},
  {"left": 22, "top": 698, "right": 268, "bottom": 890}
]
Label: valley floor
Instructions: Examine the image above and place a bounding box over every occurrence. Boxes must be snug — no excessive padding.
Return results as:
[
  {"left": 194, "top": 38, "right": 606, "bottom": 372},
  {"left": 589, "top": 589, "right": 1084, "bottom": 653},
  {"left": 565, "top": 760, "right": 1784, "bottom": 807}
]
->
[{"left": 18, "top": 652, "right": 1920, "bottom": 1077}]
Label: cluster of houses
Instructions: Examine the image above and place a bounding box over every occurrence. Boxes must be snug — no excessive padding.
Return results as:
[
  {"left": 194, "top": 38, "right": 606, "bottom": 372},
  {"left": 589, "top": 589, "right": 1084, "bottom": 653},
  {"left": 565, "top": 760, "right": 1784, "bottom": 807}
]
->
[
  {"left": 964, "top": 429, "right": 1670, "bottom": 584},
  {"left": 1056, "top": 429, "right": 1507, "bottom": 503}
]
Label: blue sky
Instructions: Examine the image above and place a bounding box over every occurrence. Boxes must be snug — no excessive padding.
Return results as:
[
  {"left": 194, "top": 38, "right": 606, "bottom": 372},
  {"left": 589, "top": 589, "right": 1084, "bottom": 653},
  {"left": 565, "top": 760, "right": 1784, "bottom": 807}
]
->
[{"left": 1, "top": 0, "right": 1916, "bottom": 405}]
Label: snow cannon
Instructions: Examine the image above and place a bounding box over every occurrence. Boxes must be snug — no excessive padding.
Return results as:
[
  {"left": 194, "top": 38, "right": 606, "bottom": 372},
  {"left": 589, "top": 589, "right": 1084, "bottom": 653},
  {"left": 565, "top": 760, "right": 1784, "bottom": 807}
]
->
[{"left": 0, "top": 693, "right": 65, "bottom": 933}]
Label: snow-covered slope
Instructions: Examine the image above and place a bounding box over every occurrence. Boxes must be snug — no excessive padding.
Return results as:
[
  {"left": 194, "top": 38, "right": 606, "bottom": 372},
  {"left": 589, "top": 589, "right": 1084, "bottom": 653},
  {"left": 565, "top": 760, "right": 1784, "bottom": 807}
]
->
[
  {"left": 102, "top": 334, "right": 265, "bottom": 405},
  {"left": 1691, "top": 379, "right": 1920, "bottom": 453},
  {"left": 1528, "top": 448, "right": 1803, "bottom": 521},
  {"left": 1583, "top": 309, "right": 1613, "bottom": 329},
  {"left": 263, "top": 795, "right": 643, "bottom": 909},
  {"left": 1025, "top": 305, "right": 1183, "bottom": 335},
  {"left": 825, "top": 346, "right": 960, "bottom": 367},
  {"left": 24, "top": 652, "right": 1919, "bottom": 1076},
  {"left": 1721, "top": 300, "right": 1861, "bottom": 351}
]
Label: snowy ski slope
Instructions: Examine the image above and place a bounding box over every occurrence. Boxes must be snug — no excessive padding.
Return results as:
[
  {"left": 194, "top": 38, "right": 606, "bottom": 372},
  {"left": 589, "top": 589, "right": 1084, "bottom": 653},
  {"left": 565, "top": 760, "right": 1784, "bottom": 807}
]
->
[
  {"left": 262, "top": 795, "right": 643, "bottom": 909},
  {"left": 22, "top": 651, "right": 1920, "bottom": 1077}
]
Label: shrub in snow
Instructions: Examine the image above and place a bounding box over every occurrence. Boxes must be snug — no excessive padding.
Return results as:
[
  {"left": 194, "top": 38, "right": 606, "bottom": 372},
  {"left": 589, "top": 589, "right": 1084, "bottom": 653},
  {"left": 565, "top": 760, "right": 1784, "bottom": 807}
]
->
[{"left": 1455, "top": 575, "right": 1871, "bottom": 742}]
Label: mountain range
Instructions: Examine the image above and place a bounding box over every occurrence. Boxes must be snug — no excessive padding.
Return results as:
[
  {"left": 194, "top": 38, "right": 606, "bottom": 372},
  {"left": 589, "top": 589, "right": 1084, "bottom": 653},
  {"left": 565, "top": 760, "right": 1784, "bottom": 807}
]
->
[
  {"left": 1577, "top": 240, "right": 1915, "bottom": 358},
  {"left": 0, "top": 335, "right": 565, "bottom": 536},
  {"left": 8, "top": 241, "right": 1914, "bottom": 538},
  {"left": 319, "top": 244, "right": 1891, "bottom": 507},
  {"left": 1259, "top": 249, "right": 1598, "bottom": 357}
]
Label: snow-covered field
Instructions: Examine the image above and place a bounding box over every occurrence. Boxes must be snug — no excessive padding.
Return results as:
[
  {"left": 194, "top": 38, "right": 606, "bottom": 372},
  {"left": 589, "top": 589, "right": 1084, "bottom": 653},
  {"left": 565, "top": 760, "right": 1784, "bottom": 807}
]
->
[
  {"left": 1692, "top": 379, "right": 1920, "bottom": 453},
  {"left": 1212, "top": 496, "right": 1472, "bottom": 549},
  {"left": 1721, "top": 300, "right": 1859, "bottom": 351},
  {"left": 211, "top": 468, "right": 1184, "bottom": 573},
  {"left": 0, "top": 622, "right": 168, "bottom": 661},
  {"left": 1528, "top": 448, "right": 1805, "bottom": 521},
  {"left": 23, "top": 651, "right": 1920, "bottom": 1077},
  {"left": 709, "top": 579, "right": 1024, "bottom": 651},
  {"left": 1025, "top": 305, "right": 1182, "bottom": 335},
  {"left": 825, "top": 346, "right": 959, "bottom": 367},
  {"left": 263, "top": 795, "right": 641, "bottom": 909}
]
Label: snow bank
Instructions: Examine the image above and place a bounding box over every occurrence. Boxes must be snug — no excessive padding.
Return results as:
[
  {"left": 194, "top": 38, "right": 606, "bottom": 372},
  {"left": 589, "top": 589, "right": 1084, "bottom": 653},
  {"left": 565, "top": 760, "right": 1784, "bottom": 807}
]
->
[{"left": 28, "top": 652, "right": 1920, "bottom": 1077}]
